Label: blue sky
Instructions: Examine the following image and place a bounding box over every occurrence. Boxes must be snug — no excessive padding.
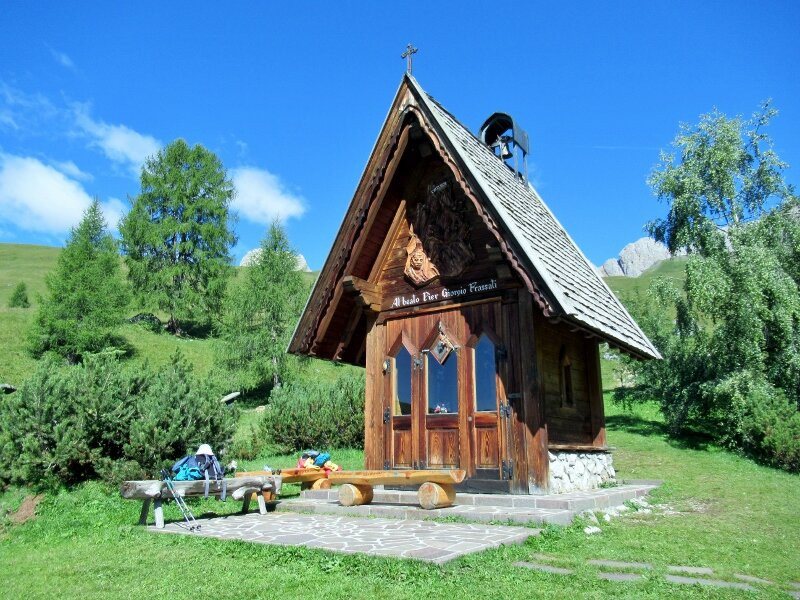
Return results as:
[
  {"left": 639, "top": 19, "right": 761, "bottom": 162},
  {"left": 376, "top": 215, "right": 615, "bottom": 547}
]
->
[{"left": 1, "top": 2, "right": 798, "bottom": 269}]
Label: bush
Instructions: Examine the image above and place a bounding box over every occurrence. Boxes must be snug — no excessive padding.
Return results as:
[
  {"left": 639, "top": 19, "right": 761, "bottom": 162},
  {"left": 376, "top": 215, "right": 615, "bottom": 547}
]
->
[
  {"left": 0, "top": 351, "right": 237, "bottom": 489},
  {"left": 259, "top": 373, "right": 365, "bottom": 451},
  {"left": 7, "top": 282, "right": 29, "bottom": 308}
]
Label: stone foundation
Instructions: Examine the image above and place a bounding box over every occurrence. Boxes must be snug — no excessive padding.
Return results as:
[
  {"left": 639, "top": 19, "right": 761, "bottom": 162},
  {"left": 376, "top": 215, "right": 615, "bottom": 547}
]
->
[{"left": 548, "top": 450, "right": 615, "bottom": 494}]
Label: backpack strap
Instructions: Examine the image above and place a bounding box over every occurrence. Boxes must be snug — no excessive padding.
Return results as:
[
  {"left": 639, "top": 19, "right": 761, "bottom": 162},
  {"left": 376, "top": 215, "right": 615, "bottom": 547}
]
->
[{"left": 203, "top": 470, "right": 210, "bottom": 499}]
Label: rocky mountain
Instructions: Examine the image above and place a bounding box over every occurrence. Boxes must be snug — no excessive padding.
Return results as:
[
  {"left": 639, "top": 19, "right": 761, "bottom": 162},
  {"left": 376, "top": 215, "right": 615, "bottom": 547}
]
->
[
  {"left": 239, "top": 249, "right": 311, "bottom": 272},
  {"left": 599, "top": 237, "right": 676, "bottom": 277}
]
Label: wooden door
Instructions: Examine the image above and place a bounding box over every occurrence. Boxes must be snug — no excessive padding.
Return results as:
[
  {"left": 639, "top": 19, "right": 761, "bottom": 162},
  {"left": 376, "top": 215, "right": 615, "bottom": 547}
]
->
[{"left": 383, "top": 301, "right": 510, "bottom": 480}]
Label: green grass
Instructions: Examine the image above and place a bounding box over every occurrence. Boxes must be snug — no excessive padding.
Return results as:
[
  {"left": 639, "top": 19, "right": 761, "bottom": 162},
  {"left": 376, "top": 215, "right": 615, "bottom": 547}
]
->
[
  {"left": 604, "top": 256, "right": 688, "bottom": 299},
  {"left": 0, "top": 242, "right": 326, "bottom": 385},
  {"left": 2, "top": 398, "right": 798, "bottom": 599},
  {"left": 3, "top": 245, "right": 798, "bottom": 597}
]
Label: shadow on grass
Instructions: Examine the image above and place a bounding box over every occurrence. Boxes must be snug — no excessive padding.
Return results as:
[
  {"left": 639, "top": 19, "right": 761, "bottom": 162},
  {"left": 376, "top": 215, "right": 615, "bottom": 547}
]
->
[{"left": 605, "top": 413, "right": 714, "bottom": 451}]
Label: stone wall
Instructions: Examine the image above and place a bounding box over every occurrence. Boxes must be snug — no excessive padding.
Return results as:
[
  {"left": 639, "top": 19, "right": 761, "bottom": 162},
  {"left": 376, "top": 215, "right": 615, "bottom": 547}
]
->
[{"left": 548, "top": 450, "right": 615, "bottom": 494}]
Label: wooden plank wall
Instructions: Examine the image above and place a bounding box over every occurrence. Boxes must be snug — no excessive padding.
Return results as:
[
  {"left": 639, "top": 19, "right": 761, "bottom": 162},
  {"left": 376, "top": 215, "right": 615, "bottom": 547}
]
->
[
  {"left": 378, "top": 165, "right": 500, "bottom": 299},
  {"left": 534, "top": 314, "right": 599, "bottom": 446}
]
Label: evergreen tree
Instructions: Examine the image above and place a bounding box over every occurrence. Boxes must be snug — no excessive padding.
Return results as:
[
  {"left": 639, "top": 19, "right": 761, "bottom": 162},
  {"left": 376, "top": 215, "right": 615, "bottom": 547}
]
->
[
  {"left": 216, "top": 222, "right": 307, "bottom": 393},
  {"left": 29, "top": 200, "right": 130, "bottom": 363},
  {"left": 8, "top": 282, "right": 29, "bottom": 308},
  {"left": 120, "top": 139, "right": 236, "bottom": 334}
]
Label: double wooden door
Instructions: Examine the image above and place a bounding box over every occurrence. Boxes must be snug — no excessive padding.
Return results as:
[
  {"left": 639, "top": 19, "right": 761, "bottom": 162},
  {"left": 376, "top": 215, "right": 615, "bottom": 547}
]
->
[{"left": 383, "top": 301, "right": 512, "bottom": 480}]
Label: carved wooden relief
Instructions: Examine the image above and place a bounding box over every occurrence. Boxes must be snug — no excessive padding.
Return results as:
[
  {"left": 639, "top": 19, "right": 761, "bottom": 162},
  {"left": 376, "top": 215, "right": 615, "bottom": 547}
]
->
[
  {"left": 406, "top": 177, "right": 474, "bottom": 286},
  {"left": 404, "top": 225, "right": 440, "bottom": 286}
]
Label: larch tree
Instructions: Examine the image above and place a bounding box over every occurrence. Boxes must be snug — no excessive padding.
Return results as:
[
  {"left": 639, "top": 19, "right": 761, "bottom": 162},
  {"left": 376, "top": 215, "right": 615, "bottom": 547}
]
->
[
  {"left": 29, "top": 199, "right": 130, "bottom": 363},
  {"left": 216, "top": 222, "right": 308, "bottom": 394},
  {"left": 120, "top": 139, "right": 236, "bottom": 334}
]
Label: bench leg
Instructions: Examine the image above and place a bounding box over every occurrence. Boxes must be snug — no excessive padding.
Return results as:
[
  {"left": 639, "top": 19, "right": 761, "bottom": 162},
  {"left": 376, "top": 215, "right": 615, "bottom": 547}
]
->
[
  {"left": 338, "top": 483, "right": 374, "bottom": 506},
  {"left": 257, "top": 494, "right": 267, "bottom": 515},
  {"left": 418, "top": 482, "right": 455, "bottom": 509},
  {"left": 153, "top": 499, "right": 165, "bottom": 528},
  {"left": 241, "top": 494, "right": 251, "bottom": 514},
  {"left": 139, "top": 498, "right": 152, "bottom": 526}
]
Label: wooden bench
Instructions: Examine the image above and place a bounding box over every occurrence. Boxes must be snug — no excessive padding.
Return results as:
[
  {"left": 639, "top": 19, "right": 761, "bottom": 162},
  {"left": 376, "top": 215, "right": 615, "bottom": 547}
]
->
[
  {"left": 241, "top": 469, "right": 466, "bottom": 510},
  {"left": 120, "top": 475, "right": 282, "bottom": 528}
]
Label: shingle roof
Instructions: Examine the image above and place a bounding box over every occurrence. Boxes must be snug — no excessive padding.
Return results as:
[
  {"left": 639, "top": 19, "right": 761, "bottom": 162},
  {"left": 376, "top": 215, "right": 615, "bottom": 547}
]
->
[{"left": 408, "top": 75, "right": 661, "bottom": 359}]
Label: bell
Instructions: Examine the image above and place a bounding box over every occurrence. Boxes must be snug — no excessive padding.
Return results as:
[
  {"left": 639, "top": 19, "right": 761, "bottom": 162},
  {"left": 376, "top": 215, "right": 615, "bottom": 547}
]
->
[{"left": 491, "top": 137, "right": 513, "bottom": 160}]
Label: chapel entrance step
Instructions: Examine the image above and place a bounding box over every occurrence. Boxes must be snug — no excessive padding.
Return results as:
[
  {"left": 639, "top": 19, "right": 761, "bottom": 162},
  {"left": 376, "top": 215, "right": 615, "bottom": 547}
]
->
[{"left": 279, "top": 483, "right": 658, "bottom": 526}]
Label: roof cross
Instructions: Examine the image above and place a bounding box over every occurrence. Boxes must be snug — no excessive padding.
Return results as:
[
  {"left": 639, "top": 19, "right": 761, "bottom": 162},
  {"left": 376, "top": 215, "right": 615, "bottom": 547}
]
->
[{"left": 401, "top": 43, "right": 418, "bottom": 74}]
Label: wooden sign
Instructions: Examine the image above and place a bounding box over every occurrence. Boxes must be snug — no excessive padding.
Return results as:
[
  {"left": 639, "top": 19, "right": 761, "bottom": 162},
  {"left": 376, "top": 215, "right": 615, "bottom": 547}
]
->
[{"left": 383, "top": 278, "right": 501, "bottom": 311}]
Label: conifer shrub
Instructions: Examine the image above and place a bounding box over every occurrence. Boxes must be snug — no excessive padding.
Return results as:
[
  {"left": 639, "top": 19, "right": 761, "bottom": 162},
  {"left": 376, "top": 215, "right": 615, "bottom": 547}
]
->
[
  {"left": 7, "top": 282, "right": 29, "bottom": 308},
  {"left": 0, "top": 351, "right": 236, "bottom": 489},
  {"left": 259, "top": 373, "right": 365, "bottom": 451}
]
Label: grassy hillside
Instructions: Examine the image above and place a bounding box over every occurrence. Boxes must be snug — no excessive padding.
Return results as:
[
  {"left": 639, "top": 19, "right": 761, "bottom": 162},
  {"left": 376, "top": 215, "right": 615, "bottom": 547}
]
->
[
  {"left": 0, "top": 242, "right": 324, "bottom": 387},
  {"left": 604, "top": 256, "right": 687, "bottom": 299}
]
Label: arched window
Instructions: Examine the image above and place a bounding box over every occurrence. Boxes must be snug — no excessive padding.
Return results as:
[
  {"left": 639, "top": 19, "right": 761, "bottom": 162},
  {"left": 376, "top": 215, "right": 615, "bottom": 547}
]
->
[
  {"left": 559, "top": 345, "right": 574, "bottom": 408},
  {"left": 393, "top": 346, "right": 412, "bottom": 416},
  {"left": 428, "top": 353, "right": 458, "bottom": 414},
  {"left": 474, "top": 335, "right": 498, "bottom": 412}
]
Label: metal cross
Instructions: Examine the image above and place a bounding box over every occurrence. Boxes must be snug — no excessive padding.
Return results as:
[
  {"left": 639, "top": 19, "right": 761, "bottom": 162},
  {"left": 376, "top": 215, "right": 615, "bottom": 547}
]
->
[{"left": 401, "top": 43, "right": 418, "bottom": 74}]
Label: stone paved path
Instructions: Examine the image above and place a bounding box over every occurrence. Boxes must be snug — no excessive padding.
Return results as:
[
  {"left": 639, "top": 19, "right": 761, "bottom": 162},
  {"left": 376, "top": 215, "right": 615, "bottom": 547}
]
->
[{"left": 152, "top": 512, "right": 538, "bottom": 564}]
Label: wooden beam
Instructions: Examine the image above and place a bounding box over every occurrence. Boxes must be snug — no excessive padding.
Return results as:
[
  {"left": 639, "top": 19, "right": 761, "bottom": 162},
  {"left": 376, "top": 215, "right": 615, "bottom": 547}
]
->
[
  {"left": 519, "top": 291, "right": 549, "bottom": 492},
  {"left": 333, "top": 304, "right": 364, "bottom": 362},
  {"left": 363, "top": 315, "right": 384, "bottom": 469},
  {"left": 585, "top": 339, "right": 607, "bottom": 448},
  {"left": 120, "top": 476, "right": 274, "bottom": 500},
  {"left": 342, "top": 275, "right": 382, "bottom": 312}
]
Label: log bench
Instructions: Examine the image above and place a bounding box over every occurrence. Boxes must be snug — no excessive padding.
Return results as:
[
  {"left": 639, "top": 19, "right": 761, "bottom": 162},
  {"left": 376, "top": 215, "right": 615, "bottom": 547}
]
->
[
  {"left": 241, "top": 469, "right": 466, "bottom": 510},
  {"left": 120, "top": 475, "right": 282, "bottom": 528}
]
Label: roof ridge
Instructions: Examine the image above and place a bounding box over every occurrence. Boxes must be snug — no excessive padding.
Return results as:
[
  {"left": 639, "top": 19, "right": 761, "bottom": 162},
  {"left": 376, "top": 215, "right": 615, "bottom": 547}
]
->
[{"left": 406, "top": 75, "right": 661, "bottom": 359}]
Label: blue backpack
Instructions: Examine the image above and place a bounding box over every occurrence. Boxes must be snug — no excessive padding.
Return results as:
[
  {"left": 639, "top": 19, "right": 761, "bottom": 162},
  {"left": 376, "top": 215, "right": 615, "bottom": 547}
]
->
[{"left": 171, "top": 453, "right": 227, "bottom": 499}]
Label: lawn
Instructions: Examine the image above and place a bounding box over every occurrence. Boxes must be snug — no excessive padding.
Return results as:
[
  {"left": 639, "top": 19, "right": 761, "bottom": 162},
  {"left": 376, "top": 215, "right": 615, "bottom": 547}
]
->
[
  {"left": 3, "top": 244, "right": 797, "bottom": 598},
  {"left": 0, "top": 242, "right": 325, "bottom": 386},
  {"left": 1, "top": 398, "right": 798, "bottom": 599}
]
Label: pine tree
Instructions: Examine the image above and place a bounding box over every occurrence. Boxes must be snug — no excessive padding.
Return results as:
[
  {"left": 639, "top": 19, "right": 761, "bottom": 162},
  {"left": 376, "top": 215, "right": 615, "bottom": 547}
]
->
[
  {"left": 7, "top": 282, "right": 29, "bottom": 308},
  {"left": 120, "top": 139, "right": 236, "bottom": 334},
  {"left": 29, "top": 200, "right": 130, "bottom": 362},
  {"left": 216, "top": 222, "right": 307, "bottom": 393}
]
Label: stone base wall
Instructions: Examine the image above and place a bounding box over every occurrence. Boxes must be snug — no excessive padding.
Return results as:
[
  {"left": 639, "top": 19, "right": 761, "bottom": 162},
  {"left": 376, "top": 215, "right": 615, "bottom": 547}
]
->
[{"left": 548, "top": 450, "right": 615, "bottom": 494}]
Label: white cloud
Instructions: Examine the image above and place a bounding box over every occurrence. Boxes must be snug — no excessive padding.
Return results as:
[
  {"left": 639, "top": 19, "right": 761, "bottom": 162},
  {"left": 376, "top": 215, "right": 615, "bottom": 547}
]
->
[
  {"left": 0, "top": 154, "right": 125, "bottom": 235},
  {"left": 101, "top": 197, "right": 126, "bottom": 229},
  {"left": 46, "top": 44, "right": 75, "bottom": 69},
  {"left": 0, "top": 154, "right": 92, "bottom": 233},
  {"left": 231, "top": 166, "right": 305, "bottom": 224},
  {"left": 0, "top": 109, "right": 18, "bottom": 130},
  {"left": 51, "top": 159, "right": 93, "bottom": 181},
  {"left": 73, "top": 105, "right": 161, "bottom": 176},
  {"left": 0, "top": 82, "right": 59, "bottom": 132}
]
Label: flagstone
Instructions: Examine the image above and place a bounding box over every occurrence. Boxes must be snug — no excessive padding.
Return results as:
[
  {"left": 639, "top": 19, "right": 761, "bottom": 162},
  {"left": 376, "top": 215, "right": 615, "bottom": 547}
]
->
[
  {"left": 152, "top": 511, "right": 537, "bottom": 563},
  {"left": 598, "top": 572, "right": 643, "bottom": 582},
  {"left": 665, "top": 575, "right": 755, "bottom": 591}
]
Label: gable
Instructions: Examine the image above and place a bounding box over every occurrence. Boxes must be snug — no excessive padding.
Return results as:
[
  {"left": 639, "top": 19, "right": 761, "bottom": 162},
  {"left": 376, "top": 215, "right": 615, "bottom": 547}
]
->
[{"left": 289, "top": 75, "right": 661, "bottom": 363}]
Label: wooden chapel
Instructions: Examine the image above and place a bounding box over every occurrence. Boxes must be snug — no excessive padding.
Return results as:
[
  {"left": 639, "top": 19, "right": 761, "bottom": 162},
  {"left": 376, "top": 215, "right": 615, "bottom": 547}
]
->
[{"left": 288, "top": 75, "right": 660, "bottom": 494}]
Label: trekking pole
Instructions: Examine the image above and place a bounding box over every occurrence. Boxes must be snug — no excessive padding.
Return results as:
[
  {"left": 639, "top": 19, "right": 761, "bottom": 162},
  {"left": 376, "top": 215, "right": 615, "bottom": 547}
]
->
[{"left": 160, "top": 469, "right": 200, "bottom": 531}]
